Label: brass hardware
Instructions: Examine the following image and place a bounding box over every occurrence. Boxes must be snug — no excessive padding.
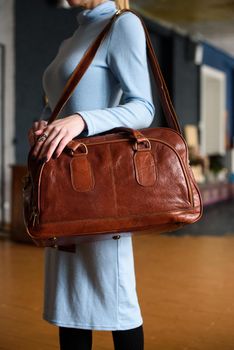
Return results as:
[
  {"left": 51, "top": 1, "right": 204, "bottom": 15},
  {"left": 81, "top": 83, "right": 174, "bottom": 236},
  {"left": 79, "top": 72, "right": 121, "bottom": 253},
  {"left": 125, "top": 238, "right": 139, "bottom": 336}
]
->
[
  {"left": 112, "top": 235, "right": 121, "bottom": 240},
  {"left": 53, "top": 237, "right": 58, "bottom": 249},
  {"left": 30, "top": 206, "right": 39, "bottom": 227},
  {"left": 133, "top": 139, "right": 151, "bottom": 152},
  {"left": 115, "top": 9, "right": 122, "bottom": 15},
  {"left": 70, "top": 143, "right": 88, "bottom": 156}
]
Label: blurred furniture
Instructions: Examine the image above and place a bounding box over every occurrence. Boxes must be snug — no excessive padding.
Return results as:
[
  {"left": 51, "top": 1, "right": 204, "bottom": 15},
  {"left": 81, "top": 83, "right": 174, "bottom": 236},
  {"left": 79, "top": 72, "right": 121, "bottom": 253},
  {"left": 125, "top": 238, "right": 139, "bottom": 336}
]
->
[
  {"left": 199, "top": 182, "right": 234, "bottom": 206},
  {"left": 184, "top": 124, "right": 199, "bottom": 154},
  {"left": 184, "top": 124, "right": 208, "bottom": 184}
]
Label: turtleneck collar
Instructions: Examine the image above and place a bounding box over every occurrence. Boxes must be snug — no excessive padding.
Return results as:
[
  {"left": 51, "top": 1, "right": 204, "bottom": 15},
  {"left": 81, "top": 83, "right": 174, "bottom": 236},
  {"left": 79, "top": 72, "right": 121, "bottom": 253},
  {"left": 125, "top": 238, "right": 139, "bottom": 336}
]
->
[{"left": 77, "top": 1, "right": 117, "bottom": 25}]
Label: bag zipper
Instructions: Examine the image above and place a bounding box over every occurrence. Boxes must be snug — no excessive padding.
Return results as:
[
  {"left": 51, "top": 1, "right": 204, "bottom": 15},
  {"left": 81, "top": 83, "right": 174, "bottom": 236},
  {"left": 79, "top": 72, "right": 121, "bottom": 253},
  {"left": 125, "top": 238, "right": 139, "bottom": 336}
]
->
[{"left": 30, "top": 206, "right": 39, "bottom": 227}]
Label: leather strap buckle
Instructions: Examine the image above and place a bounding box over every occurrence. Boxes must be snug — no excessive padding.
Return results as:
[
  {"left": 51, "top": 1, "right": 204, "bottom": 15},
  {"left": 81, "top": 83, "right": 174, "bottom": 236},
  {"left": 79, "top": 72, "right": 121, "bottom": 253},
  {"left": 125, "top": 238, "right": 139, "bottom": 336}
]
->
[
  {"left": 70, "top": 143, "right": 88, "bottom": 156},
  {"left": 133, "top": 139, "right": 151, "bottom": 152},
  {"left": 115, "top": 9, "right": 123, "bottom": 16}
]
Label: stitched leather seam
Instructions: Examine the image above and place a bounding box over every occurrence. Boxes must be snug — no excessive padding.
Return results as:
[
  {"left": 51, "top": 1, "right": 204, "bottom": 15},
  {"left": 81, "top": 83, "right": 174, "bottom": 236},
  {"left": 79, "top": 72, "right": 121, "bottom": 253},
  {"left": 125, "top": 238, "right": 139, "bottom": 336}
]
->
[
  {"left": 29, "top": 224, "right": 186, "bottom": 241},
  {"left": 67, "top": 136, "right": 184, "bottom": 148},
  {"left": 37, "top": 207, "right": 199, "bottom": 225},
  {"left": 68, "top": 132, "right": 189, "bottom": 166},
  {"left": 150, "top": 139, "right": 193, "bottom": 206}
]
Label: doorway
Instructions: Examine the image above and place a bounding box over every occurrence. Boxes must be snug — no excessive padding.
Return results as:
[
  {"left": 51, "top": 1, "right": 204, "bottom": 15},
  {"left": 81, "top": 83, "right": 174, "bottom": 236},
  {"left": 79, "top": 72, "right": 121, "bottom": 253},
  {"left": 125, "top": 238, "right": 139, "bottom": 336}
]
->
[{"left": 200, "top": 65, "right": 226, "bottom": 157}]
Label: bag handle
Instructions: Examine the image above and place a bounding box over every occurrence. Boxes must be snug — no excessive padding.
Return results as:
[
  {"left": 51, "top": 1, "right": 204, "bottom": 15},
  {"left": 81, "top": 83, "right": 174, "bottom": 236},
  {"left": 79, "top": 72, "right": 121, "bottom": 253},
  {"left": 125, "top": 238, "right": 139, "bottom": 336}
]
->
[{"left": 47, "top": 9, "right": 182, "bottom": 134}]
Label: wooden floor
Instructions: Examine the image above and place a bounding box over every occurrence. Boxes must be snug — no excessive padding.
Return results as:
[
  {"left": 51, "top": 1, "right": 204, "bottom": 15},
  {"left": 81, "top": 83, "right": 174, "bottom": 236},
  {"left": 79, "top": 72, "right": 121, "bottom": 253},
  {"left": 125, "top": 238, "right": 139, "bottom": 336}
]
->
[{"left": 0, "top": 234, "right": 234, "bottom": 350}]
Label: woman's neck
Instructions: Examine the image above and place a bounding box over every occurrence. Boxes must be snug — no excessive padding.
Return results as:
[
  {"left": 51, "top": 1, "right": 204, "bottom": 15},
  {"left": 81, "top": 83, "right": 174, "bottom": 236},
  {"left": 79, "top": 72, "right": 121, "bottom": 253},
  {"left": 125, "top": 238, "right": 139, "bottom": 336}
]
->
[{"left": 83, "top": 0, "right": 108, "bottom": 9}]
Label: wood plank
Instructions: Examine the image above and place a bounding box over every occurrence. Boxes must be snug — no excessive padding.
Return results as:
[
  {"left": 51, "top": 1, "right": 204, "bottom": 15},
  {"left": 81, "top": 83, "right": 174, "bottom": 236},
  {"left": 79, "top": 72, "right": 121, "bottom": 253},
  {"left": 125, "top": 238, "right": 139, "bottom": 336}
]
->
[{"left": 0, "top": 235, "right": 234, "bottom": 349}]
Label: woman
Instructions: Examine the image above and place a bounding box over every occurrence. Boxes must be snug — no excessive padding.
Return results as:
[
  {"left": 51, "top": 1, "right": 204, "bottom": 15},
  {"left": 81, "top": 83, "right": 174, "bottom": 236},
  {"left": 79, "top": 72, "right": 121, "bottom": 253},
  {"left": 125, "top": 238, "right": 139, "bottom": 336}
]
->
[{"left": 28, "top": 0, "right": 155, "bottom": 349}]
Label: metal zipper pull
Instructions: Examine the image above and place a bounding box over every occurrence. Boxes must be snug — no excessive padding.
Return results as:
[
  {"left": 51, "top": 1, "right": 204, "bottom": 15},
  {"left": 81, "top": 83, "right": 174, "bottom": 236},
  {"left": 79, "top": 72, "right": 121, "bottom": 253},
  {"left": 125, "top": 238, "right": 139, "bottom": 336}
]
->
[{"left": 30, "top": 206, "right": 39, "bottom": 227}]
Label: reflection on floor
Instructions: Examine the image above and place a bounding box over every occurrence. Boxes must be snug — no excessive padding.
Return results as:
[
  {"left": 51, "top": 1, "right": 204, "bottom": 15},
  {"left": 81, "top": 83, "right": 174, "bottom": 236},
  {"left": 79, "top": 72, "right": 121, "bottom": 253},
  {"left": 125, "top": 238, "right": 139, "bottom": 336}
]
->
[{"left": 0, "top": 201, "right": 234, "bottom": 350}]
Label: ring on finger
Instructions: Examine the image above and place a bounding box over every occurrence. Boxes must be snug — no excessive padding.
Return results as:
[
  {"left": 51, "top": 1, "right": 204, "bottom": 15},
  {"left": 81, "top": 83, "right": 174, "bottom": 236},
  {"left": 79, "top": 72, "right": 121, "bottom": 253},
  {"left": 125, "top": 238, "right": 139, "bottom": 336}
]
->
[{"left": 37, "top": 132, "right": 49, "bottom": 143}]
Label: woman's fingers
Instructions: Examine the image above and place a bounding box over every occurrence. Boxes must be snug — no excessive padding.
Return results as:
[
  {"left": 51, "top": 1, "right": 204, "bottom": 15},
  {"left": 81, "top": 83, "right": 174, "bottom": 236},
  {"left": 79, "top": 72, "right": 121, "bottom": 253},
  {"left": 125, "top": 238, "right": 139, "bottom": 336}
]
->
[
  {"left": 44, "top": 133, "right": 70, "bottom": 161},
  {"left": 27, "top": 120, "right": 48, "bottom": 147},
  {"left": 31, "top": 131, "right": 50, "bottom": 159},
  {"left": 28, "top": 128, "right": 35, "bottom": 147},
  {"left": 28, "top": 127, "right": 44, "bottom": 147},
  {"left": 29, "top": 115, "right": 85, "bottom": 161},
  {"left": 52, "top": 134, "right": 71, "bottom": 159},
  {"left": 34, "top": 129, "right": 44, "bottom": 135},
  {"left": 33, "top": 121, "right": 48, "bottom": 143},
  {"left": 36, "top": 128, "right": 65, "bottom": 161},
  {"left": 32, "top": 120, "right": 48, "bottom": 132}
]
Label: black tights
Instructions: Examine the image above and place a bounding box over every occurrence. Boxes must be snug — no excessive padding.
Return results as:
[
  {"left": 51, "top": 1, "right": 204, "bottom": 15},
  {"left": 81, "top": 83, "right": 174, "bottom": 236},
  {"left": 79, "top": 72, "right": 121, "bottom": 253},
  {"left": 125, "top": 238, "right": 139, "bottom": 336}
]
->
[{"left": 59, "top": 325, "right": 144, "bottom": 350}]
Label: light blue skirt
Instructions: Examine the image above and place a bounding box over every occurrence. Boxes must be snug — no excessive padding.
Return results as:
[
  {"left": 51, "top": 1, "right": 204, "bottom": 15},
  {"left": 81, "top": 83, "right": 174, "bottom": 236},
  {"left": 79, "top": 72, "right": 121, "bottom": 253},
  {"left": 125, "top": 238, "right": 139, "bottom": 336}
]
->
[{"left": 43, "top": 236, "right": 143, "bottom": 330}]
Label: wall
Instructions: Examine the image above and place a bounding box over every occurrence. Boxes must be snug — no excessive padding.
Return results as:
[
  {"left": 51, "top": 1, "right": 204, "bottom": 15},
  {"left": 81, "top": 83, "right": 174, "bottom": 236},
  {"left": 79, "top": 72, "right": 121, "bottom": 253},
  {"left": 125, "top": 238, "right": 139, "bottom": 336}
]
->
[
  {"left": 145, "top": 18, "right": 200, "bottom": 131},
  {"left": 173, "top": 33, "right": 200, "bottom": 129},
  {"left": 144, "top": 18, "right": 174, "bottom": 128},
  {"left": 0, "top": 0, "right": 15, "bottom": 223},
  {"left": 15, "top": 0, "right": 78, "bottom": 164}
]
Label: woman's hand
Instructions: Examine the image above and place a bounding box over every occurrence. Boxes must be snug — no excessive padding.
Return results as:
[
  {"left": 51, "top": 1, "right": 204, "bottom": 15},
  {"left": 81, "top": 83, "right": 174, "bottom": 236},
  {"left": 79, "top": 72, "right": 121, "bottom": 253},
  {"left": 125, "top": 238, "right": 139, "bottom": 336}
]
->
[
  {"left": 28, "top": 120, "right": 48, "bottom": 147},
  {"left": 29, "top": 114, "right": 86, "bottom": 163}
]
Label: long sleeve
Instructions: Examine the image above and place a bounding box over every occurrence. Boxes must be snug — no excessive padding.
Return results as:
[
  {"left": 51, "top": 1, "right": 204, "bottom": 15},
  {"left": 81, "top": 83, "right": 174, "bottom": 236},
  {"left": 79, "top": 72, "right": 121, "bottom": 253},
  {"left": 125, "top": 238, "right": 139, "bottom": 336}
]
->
[{"left": 78, "top": 13, "right": 155, "bottom": 137}]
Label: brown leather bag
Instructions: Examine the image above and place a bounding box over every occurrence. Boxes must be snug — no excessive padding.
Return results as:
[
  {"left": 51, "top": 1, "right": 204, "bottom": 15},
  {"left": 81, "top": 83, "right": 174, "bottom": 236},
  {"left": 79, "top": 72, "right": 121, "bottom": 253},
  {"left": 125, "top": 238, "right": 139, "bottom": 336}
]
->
[{"left": 23, "top": 9, "right": 203, "bottom": 248}]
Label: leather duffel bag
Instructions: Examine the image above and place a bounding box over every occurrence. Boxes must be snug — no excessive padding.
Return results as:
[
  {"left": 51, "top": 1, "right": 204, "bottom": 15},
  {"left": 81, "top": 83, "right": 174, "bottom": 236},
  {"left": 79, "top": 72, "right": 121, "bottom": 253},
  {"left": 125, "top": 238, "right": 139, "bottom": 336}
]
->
[{"left": 23, "top": 9, "right": 203, "bottom": 247}]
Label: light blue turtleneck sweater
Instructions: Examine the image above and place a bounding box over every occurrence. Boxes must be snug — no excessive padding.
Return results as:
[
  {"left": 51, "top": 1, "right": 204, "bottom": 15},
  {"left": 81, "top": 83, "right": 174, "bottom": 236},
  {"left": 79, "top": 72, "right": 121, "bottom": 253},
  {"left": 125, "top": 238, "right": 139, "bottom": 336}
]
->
[
  {"left": 42, "top": 1, "right": 155, "bottom": 331},
  {"left": 43, "top": 1, "right": 155, "bottom": 136}
]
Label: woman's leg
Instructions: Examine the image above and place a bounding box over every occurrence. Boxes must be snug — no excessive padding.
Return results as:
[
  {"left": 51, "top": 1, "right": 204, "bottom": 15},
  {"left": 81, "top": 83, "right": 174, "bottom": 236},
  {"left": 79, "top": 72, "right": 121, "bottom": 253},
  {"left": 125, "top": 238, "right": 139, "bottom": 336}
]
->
[
  {"left": 112, "top": 325, "right": 144, "bottom": 350},
  {"left": 59, "top": 327, "right": 93, "bottom": 350}
]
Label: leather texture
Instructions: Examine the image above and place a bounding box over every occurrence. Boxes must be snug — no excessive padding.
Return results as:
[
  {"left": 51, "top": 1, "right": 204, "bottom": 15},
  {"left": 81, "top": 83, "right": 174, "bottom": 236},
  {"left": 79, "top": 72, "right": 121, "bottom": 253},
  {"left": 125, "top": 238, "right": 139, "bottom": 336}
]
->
[
  {"left": 23, "top": 127, "right": 203, "bottom": 247},
  {"left": 23, "top": 9, "right": 203, "bottom": 248}
]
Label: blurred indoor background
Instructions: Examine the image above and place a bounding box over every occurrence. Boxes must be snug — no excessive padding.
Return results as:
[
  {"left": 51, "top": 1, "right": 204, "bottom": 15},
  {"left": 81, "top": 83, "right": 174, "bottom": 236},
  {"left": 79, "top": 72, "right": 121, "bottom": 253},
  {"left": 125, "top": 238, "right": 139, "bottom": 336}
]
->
[{"left": 0, "top": 0, "right": 234, "bottom": 349}]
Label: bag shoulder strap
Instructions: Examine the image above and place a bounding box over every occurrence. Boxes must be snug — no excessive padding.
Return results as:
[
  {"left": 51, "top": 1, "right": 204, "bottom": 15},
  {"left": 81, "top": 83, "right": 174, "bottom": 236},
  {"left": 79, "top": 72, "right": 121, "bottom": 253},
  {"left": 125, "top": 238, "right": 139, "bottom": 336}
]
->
[{"left": 48, "top": 9, "right": 182, "bottom": 134}]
